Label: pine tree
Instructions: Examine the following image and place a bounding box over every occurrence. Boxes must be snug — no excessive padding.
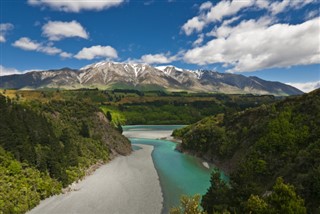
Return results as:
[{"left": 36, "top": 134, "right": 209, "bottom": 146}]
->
[{"left": 106, "top": 111, "right": 112, "bottom": 122}]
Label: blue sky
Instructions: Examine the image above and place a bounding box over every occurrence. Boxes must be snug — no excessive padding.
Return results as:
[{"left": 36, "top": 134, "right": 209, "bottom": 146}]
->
[{"left": 0, "top": 0, "right": 319, "bottom": 92}]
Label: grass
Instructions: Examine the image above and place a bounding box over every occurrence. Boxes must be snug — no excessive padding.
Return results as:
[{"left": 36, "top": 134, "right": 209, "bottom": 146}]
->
[{"left": 100, "top": 106, "right": 127, "bottom": 126}]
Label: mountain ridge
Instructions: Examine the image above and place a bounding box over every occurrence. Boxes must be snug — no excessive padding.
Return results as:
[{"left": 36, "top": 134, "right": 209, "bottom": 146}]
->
[{"left": 0, "top": 61, "right": 303, "bottom": 95}]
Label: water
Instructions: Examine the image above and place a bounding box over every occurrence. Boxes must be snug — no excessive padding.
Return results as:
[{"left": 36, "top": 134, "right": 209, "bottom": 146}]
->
[{"left": 123, "top": 125, "right": 228, "bottom": 213}]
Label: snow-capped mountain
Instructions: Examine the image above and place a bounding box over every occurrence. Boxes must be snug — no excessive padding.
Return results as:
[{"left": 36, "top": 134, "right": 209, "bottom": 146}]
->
[{"left": 0, "top": 61, "right": 303, "bottom": 95}]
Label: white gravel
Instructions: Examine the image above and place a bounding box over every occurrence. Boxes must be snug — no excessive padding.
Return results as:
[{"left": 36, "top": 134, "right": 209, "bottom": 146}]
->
[{"left": 28, "top": 144, "right": 163, "bottom": 214}]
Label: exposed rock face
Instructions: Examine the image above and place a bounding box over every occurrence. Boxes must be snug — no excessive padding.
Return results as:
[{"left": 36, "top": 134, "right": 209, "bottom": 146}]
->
[
  {"left": 0, "top": 61, "right": 303, "bottom": 95},
  {"left": 93, "top": 112, "right": 131, "bottom": 156}
]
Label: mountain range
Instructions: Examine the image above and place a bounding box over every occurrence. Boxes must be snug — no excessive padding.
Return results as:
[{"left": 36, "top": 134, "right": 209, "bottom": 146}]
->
[{"left": 0, "top": 61, "right": 302, "bottom": 95}]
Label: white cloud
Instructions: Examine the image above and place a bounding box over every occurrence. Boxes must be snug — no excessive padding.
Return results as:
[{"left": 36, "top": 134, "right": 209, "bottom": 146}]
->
[
  {"left": 42, "top": 20, "right": 89, "bottom": 41},
  {"left": 28, "top": 0, "right": 124, "bottom": 12},
  {"left": 182, "top": 0, "right": 317, "bottom": 35},
  {"left": 0, "top": 65, "right": 43, "bottom": 76},
  {"left": 0, "top": 23, "right": 14, "bottom": 42},
  {"left": 12, "top": 37, "right": 71, "bottom": 58},
  {"left": 60, "top": 52, "right": 72, "bottom": 58},
  {"left": 38, "top": 46, "right": 62, "bottom": 55},
  {"left": 0, "top": 36, "right": 5, "bottom": 42},
  {"left": 207, "top": 16, "right": 273, "bottom": 38},
  {"left": 286, "top": 81, "right": 320, "bottom": 92},
  {"left": 305, "top": 10, "right": 319, "bottom": 20},
  {"left": 75, "top": 45, "right": 118, "bottom": 60},
  {"left": 182, "top": 0, "right": 255, "bottom": 35},
  {"left": 269, "top": 0, "right": 316, "bottom": 15},
  {"left": 140, "top": 53, "right": 177, "bottom": 64},
  {"left": 199, "top": 1, "right": 213, "bottom": 11},
  {"left": 0, "top": 65, "right": 21, "bottom": 76},
  {"left": 0, "top": 23, "right": 12, "bottom": 31},
  {"left": 255, "top": 0, "right": 269, "bottom": 9},
  {"left": 205, "top": 0, "right": 255, "bottom": 22},
  {"left": 12, "top": 37, "right": 40, "bottom": 50},
  {"left": 192, "top": 34, "right": 204, "bottom": 47},
  {"left": 269, "top": 0, "right": 290, "bottom": 15},
  {"left": 181, "top": 17, "right": 206, "bottom": 36},
  {"left": 184, "top": 17, "right": 320, "bottom": 72}
]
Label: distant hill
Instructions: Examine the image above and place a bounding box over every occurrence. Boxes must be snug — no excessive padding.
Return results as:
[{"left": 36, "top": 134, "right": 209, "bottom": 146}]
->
[
  {"left": 0, "top": 61, "right": 303, "bottom": 96},
  {"left": 173, "top": 88, "right": 320, "bottom": 213}
]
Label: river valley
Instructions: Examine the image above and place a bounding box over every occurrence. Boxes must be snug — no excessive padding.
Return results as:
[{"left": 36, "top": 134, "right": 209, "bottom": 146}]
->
[{"left": 29, "top": 125, "right": 227, "bottom": 214}]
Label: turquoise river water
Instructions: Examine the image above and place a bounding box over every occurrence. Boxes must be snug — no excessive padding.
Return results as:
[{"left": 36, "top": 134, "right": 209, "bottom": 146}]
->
[{"left": 123, "top": 125, "right": 228, "bottom": 213}]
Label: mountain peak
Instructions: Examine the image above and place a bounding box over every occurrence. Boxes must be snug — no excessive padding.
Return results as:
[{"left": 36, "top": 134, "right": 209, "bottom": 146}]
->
[{"left": 0, "top": 61, "right": 303, "bottom": 95}]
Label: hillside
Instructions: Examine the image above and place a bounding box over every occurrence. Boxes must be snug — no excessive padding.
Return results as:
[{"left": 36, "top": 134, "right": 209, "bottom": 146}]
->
[
  {"left": 1, "top": 89, "right": 279, "bottom": 125},
  {"left": 0, "top": 94, "right": 131, "bottom": 213},
  {"left": 0, "top": 61, "right": 303, "bottom": 96},
  {"left": 173, "top": 89, "right": 320, "bottom": 213}
]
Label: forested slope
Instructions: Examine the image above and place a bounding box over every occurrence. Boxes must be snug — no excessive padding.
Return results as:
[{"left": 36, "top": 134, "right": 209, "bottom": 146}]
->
[
  {"left": 0, "top": 94, "right": 131, "bottom": 213},
  {"left": 1, "top": 89, "right": 278, "bottom": 125},
  {"left": 173, "top": 89, "right": 320, "bottom": 213}
]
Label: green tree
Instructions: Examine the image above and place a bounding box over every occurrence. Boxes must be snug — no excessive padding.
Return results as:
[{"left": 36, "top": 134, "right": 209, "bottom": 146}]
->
[
  {"left": 170, "top": 194, "right": 207, "bottom": 214},
  {"left": 246, "top": 177, "right": 306, "bottom": 214},
  {"left": 80, "top": 122, "right": 90, "bottom": 138},
  {"left": 267, "top": 177, "right": 306, "bottom": 214},
  {"left": 106, "top": 111, "right": 112, "bottom": 122},
  {"left": 246, "top": 195, "right": 268, "bottom": 214},
  {"left": 202, "top": 170, "right": 230, "bottom": 213},
  {"left": 117, "top": 122, "right": 123, "bottom": 134}
]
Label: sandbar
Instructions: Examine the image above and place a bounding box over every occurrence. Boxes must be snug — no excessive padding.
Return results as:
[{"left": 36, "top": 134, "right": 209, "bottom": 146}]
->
[{"left": 28, "top": 144, "right": 162, "bottom": 214}]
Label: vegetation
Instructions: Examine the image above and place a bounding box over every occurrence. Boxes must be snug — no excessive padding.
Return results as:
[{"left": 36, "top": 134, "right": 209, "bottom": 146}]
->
[
  {"left": 170, "top": 194, "right": 207, "bottom": 214},
  {"left": 0, "top": 88, "right": 290, "bottom": 213},
  {"left": 0, "top": 93, "right": 130, "bottom": 213},
  {"left": 174, "top": 89, "right": 320, "bottom": 213},
  {"left": 100, "top": 106, "right": 126, "bottom": 126},
  {"left": 111, "top": 93, "right": 277, "bottom": 125},
  {"left": 245, "top": 177, "right": 306, "bottom": 214},
  {"left": 0, "top": 147, "right": 61, "bottom": 213},
  {"left": 1, "top": 89, "right": 278, "bottom": 125}
]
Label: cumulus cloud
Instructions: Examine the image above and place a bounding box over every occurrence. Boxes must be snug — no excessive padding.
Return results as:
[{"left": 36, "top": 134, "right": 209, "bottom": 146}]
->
[
  {"left": 207, "top": 16, "right": 273, "bottom": 38},
  {"left": 286, "top": 81, "right": 320, "bottom": 92},
  {"left": 42, "top": 20, "right": 89, "bottom": 41},
  {"left": 192, "top": 34, "right": 204, "bottom": 47},
  {"left": 269, "top": 0, "right": 316, "bottom": 15},
  {"left": 199, "top": 1, "right": 213, "bottom": 11},
  {"left": 182, "top": 0, "right": 316, "bottom": 35},
  {"left": 12, "top": 37, "right": 71, "bottom": 57},
  {"left": 305, "top": 10, "right": 319, "bottom": 20},
  {"left": 12, "top": 37, "right": 40, "bottom": 50},
  {"left": 28, "top": 0, "right": 124, "bottom": 12},
  {"left": 125, "top": 52, "right": 182, "bottom": 65},
  {"left": 38, "top": 46, "right": 62, "bottom": 55},
  {"left": 0, "top": 23, "right": 14, "bottom": 42},
  {"left": 140, "top": 53, "right": 178, "bottom": 64},
  {"left": 0, "top": 65, "right": 42, "bottom": 76},
  {"left": 181, "top": 17, "right": 206, "bottom": 36},
  {"left": 0, "top": 65, "right": 22, "bottom": 76},
  {"left": 60, "top": 52, "right": 73, "bottom": 58},
  {"left": 75, "top": 45, "right": 118, "bottom": 60},
  {"left": 182, "top": 0, "right": 255, "bottom": 35},
  {"left": 183, "top": 17, "right": 320, "bottom": 72},
  {"left": 205, "top": 0, "right": 255, "bottom": 22}
]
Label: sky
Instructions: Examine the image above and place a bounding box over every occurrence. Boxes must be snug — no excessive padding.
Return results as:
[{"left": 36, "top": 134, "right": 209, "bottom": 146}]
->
[{"left": 0, "top": 0, "right": 319, "bottom": 92}]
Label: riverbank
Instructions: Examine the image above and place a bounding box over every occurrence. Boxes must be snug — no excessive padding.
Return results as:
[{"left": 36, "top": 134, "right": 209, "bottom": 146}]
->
[
  {"left": 126, "top": 126, "right": 214, "bottom": 213},
  {"left": 28, "top": 144, "right": 162, "bottom": 214},
  {"left": 123, "top": 126, "right": 214, "bottom": 171}
]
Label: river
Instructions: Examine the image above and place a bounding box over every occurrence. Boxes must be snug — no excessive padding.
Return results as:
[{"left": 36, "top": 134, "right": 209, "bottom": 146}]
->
[
  {"left": 29, "top": 125, "right": 226, "bottom": 214},
  {"left": 123, "top": 125, "right": 227, "bottom": 213}
]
